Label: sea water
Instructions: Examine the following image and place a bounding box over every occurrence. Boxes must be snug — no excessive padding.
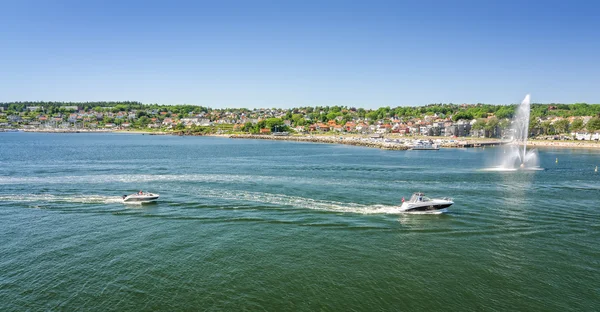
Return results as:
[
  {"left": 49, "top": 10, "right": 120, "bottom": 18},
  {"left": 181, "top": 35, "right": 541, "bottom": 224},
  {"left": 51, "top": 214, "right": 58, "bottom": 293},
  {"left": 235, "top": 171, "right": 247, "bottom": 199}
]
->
[{"left": 0, "top": 133, "right": 598, "bottom": 311}]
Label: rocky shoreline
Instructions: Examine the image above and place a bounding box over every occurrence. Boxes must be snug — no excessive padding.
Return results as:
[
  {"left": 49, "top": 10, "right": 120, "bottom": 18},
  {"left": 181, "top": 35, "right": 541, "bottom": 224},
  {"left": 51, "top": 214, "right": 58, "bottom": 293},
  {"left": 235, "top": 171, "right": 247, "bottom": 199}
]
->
[
  {"left": 527, "top": 140, "right": 600, "bottom": 149},
  {"left": 229, "top": 134, "right": 600, "bottom": 150},
  {"left": 229, "top": 134, "right": 416, "bottom": 150}
]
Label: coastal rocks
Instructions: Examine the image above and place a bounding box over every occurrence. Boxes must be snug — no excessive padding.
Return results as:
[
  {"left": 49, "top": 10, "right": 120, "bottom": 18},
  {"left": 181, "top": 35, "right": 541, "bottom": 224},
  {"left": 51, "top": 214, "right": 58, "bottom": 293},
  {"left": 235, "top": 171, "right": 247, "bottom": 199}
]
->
[{"left": 228, "top": 134, "right": 410, "bottom": 150}]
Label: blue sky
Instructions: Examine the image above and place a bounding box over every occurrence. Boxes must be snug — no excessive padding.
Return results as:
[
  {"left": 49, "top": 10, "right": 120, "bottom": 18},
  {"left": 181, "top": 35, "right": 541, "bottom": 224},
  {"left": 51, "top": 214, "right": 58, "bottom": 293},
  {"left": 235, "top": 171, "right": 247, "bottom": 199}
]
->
[{"left": 1, "top": 0, "right": 598, "bottom": 108}]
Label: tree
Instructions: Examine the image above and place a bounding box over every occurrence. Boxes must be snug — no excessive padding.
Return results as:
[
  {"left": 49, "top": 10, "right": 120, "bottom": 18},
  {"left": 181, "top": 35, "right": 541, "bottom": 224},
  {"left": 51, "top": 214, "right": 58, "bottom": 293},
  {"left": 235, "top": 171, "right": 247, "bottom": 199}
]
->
[
  {"left": 452, "top": 111, "right": 473, "bottom": 122},
  {"left": 485, "top": 117, "right": 499, "bottom": 129},
  {"left": 586, "top": 117, "right": 600, "bottom": 131},
  {"left": 485, "top": 117, "right": 500, "bottom": 138},
  {"left": 242, "top": 122, "right": 253, "bottom": 132},
  {"left": 498, "top": 119, "right": 511, "bottom": 130},
  {"left": 571, "top": 118, "right": 584, "bottom": 131},
  {"left": 174, "top": 122, "right": 185, "bottom": 130},
  {"left": 357, "top": 108, "right": 366, "bottom": 118},
  {"left": 495, "top": 105, "right": 515, "bottom": 119},
  {"left": 326, "top": 112, "right": 339, "bottom": 121},
  {"left": 529, "top": 117, "right": 540, "bottom": 136},
  {"left": 136, "top": 116, "right": 150, "bottom": 128},
  {"left": 266, "top": 118, "right": 284, "bottom": 131},
  {"left": 540, "top": 120, "right": 554, "bottom": 135},
  {"left": 291, "top": 114, "right": 303, "bottom": 124},
  {"left": 366, "top": 111, "right": 378, "bottom": 121},
  {"left": 553, "top": 119, "right": 569, "bottom": 134},
  {"left": 471, "top": 119, "right": 487, "bottom": 130}
]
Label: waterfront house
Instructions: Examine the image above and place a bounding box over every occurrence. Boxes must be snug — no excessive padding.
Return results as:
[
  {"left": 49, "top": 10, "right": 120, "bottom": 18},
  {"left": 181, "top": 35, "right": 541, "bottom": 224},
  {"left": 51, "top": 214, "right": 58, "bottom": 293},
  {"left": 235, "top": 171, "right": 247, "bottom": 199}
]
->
[
  {"left": 355, "top": 122, "right": 367, "bottom": 133},
  {"left": 180, "top": 117, "right": 200, "bottom": 126},
  {"left": 316, "top": 123, "right": 330, "bottom": 131},
  {"left": 376, "top": 124, "right": 392, "bottom": 134},
  {"left": 345, "top": 121, "right": 356, "bottom": 132}
]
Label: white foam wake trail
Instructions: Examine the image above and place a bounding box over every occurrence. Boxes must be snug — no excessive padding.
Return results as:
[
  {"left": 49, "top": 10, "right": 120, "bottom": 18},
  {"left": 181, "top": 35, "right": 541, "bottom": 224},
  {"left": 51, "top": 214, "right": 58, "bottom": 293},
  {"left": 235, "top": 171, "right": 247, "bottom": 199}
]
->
[
  {"left": 199, "top": 189, "right": 404, "bottom": 215},
  {"left": 0, "top": 194, "right": 123, "bottom": 204},
  {"left": 0, "top": 173, "right": 349, "bottom": 187}
]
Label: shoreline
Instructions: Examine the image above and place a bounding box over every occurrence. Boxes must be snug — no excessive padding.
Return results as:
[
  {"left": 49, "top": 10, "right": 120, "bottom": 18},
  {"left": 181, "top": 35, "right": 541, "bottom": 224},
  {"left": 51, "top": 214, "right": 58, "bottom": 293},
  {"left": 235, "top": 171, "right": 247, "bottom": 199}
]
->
[
  {"left": 526, "top": 140, "right": 600, "bottom": 149},
  {"left": 7, "top": 128, "right": 600, "bottom": 150},
  {"left": 229, "top": 134, "right": 412, "bottom": 150}
]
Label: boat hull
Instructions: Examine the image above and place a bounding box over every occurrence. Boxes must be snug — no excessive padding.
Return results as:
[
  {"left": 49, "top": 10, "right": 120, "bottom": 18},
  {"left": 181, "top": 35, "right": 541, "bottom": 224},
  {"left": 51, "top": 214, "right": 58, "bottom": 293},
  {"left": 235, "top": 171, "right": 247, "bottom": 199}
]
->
[
  {"left": 123, "top": 194, "right": 160, "bottom": 203},
  {"left": 401, "top": 203, "right": 452, "bottom": 212},
  {"left": 410, "top": 147, "right": 440, "bottom": 150},
  {"left": 398, "top": 199, "right": 453, "bottom": 213}
]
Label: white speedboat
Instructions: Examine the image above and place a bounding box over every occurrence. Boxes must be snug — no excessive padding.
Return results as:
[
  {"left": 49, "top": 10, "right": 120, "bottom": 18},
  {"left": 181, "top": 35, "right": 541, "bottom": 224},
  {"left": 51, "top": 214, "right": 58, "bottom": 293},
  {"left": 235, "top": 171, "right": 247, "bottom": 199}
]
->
[
  {"left": 122, "top": 192, "right": 159, "bottom": 203},
  {"left": 398, "top": 192, "right": 453, "bottom": 213},
  {"left": 410, "top": 140, "right": 439, "bottom": 150}
]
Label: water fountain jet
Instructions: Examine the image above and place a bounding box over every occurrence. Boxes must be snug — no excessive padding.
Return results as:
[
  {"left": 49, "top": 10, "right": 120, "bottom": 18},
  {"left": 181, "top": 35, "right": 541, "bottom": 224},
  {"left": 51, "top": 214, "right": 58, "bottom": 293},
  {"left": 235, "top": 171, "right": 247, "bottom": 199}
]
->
[{"left": 484, "top": 94, "right": 543, "bottom": 171}]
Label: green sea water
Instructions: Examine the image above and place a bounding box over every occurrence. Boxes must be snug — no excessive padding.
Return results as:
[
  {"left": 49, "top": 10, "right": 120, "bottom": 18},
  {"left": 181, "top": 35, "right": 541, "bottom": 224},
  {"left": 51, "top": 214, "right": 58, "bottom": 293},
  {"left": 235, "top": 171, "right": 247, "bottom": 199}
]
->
[{"left": 0, "top": 133, "right": 599, "bottom": 311}]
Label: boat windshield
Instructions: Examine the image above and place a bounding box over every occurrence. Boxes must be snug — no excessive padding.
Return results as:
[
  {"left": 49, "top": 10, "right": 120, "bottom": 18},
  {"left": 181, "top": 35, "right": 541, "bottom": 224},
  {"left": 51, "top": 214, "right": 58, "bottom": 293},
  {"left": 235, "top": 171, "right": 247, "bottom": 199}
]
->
[{"left": 409, "top": 193, "right": 431, "bottom": 202}]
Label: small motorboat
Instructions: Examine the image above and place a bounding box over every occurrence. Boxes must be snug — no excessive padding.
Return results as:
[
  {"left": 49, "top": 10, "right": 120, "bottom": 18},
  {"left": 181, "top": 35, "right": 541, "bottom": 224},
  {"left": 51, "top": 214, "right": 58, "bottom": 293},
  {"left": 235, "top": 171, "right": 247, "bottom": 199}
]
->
[
  {"left": 398, "top": 192, "right": 453, "bottom": 213},
  {"left": 122, "top": 191, "right": 159, "bottom": 203}
]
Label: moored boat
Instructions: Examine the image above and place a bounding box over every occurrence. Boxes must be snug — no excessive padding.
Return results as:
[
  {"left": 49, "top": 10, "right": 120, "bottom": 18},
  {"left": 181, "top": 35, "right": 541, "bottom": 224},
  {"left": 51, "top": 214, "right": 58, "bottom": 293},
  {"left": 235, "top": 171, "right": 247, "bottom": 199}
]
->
[{"left": 409, "top": 140, "right": 439, "bottom": 150}]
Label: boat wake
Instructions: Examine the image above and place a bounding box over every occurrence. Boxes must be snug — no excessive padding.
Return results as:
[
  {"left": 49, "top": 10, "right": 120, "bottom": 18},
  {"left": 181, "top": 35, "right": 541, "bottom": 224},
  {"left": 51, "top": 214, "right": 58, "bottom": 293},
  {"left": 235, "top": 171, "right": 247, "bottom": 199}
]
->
[
  {"left": 0, "top": 194, "right": 124, "bottom": 204},
  {"left": 199, "top": 189, "right": 437, "bottom": 215},
  {"left": 0, "top": 190, "right": 447, "bottom": 215},
  {"left": 0, "top": 173, "right": 349, "bottom": 187}
]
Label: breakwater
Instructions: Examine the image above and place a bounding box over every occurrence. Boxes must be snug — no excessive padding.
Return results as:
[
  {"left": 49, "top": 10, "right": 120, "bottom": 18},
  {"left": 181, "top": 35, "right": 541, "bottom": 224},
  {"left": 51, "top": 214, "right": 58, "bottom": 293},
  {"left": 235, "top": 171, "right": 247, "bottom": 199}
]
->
[{"left": 229, "top": 134, "right": 411, "bottom": 150}]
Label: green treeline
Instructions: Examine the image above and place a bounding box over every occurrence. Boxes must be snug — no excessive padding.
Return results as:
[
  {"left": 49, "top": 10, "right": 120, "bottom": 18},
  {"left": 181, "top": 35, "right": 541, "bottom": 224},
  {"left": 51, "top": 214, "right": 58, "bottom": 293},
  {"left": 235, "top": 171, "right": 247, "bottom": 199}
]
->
[{"left": 2, "top": 101, "right": 600, "bottom": 119}]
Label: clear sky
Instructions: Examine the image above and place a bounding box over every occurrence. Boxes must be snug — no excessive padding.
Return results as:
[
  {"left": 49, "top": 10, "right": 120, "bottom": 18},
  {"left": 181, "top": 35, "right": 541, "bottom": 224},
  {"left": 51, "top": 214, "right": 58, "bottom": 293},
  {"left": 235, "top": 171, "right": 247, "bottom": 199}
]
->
[{"left": 1, "top": 0, "right": 598, "bottom": 108}]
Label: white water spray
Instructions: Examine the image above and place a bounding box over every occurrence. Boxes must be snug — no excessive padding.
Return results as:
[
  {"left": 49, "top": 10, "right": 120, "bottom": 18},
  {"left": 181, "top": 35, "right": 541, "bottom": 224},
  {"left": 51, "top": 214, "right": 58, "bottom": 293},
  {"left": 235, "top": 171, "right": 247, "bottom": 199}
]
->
[{"left": 485, "top": 94, "right": 542, "bottom": 171}]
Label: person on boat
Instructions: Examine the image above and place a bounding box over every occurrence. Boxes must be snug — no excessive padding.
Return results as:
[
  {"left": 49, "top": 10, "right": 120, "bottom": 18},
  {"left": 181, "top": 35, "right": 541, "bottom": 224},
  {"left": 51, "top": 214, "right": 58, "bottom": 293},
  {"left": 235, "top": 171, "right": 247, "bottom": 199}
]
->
[{"left": 139, "top": 190, "right": 143, "bottom": 195}]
